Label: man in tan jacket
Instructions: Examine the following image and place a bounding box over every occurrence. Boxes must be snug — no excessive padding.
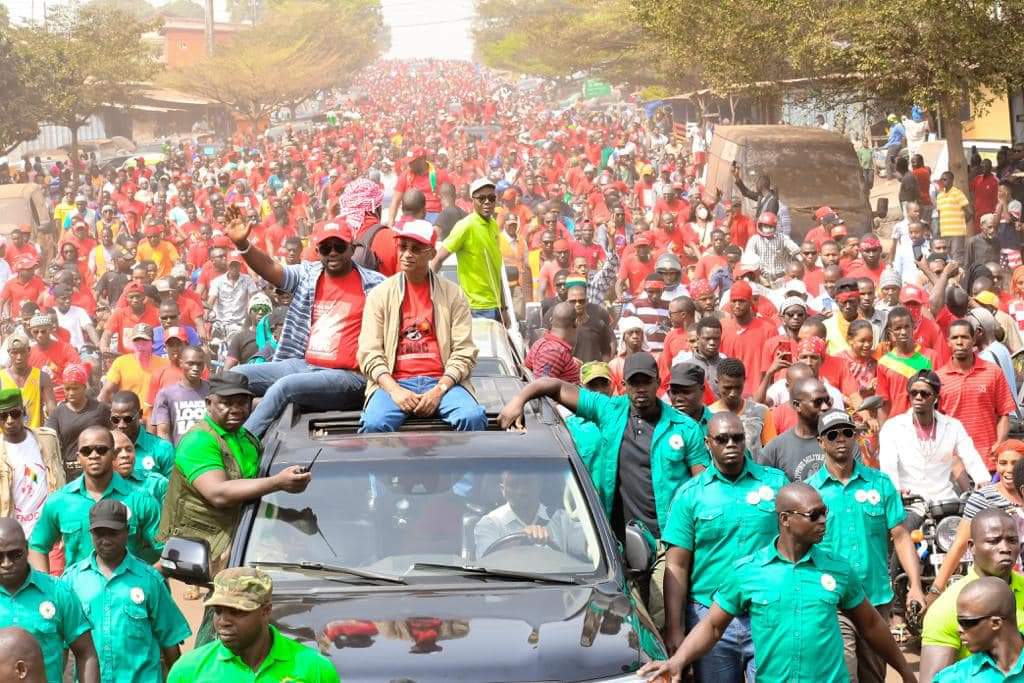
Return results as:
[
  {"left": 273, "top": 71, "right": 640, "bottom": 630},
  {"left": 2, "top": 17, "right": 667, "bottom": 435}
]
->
[
  {"left": 0, "top": 388, "right": 65, "bottom": 539},
  {"left": 358, "top": 219, "right": 485, "bottom": 432}
]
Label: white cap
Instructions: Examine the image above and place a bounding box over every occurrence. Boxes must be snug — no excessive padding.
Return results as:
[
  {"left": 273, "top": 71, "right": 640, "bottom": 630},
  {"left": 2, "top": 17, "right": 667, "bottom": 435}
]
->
[
  {"left": 783, "top": 279, "right": 808, "bottom": 296},
  {"left": 392, "top": 218, "right": 437, "bottom": 246},
  {"left": 469, "top": 178, "right": 496, "bottom": 196}
]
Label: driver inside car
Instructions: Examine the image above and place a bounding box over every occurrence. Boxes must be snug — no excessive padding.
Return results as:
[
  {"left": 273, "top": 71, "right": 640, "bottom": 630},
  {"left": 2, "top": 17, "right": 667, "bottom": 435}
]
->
[{"left": 474, "top": 471, "right": 584, "bottom": 559}]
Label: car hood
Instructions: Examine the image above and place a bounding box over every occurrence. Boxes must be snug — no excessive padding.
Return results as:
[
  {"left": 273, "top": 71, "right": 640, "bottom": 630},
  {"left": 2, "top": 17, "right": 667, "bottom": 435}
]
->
[{"left": 270, "top": 583, "right": 657, "bottom": 682}]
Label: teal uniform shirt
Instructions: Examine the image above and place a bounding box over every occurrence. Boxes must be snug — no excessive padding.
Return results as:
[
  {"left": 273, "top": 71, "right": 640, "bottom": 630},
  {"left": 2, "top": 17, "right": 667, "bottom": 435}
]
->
[
  {"left": 124, "top": 468, "right": 169, "bottom": 507},
  {"left": 29, "top": 473, "right": 163, "bottom": 565},
  {"left": 168, "top": 625, "right": 340, "bottom": 683},
  {"left": 808, "top": 461, "right": 905, "bottom": 605},
  {"left": 714, "top": 539, "right": 867, "bottom": 683},
  {"left": 934, "top": 646, "right": 1024, "bottom": 682},
  {"left": 0, "top": 568, "right": 91, "bottom": 683},
  {"left": 134, "top": 429, "right": 175, "bottom": 479},
  {"left": 63, "top": 551, "right": 191, "bottom": 682},
  {"left": 566, "top": 415, "right": 601, "bottom": 462},
  {"left": 574, "top": 388, "right": 709, "bottom": 534},
  {"left": 661, "top": 456, "right": 787, "bottom": 607}
]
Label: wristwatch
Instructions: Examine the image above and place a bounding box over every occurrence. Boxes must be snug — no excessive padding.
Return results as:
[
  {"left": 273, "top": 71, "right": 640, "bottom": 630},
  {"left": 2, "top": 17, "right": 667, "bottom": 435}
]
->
[{"left": 927, "top": 585, "right": 943, "bottom": 596}]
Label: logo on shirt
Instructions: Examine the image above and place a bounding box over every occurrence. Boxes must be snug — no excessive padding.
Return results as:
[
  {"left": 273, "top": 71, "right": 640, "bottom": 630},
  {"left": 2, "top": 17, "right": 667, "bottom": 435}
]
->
[
  {"left": 855, "top": 489, "right": 881, "bottom": 505},
  {"left": 820, "top": 574, "right": 837, "bottom": 592},
  {"left": 669, "top": 434, "right": 684, "bottom": 450},
  {"left": 39, "top": 601, "right": 55, "bottom": 620},
  {"left": 142, "top": 456, "right": 156, "bottom": 471},
  {"left": 746, "top": 491, "right": 761, "bottom": 505},
  {"left": 130, "top": 587, "right": 145, "bottom": 605},
  {"left": 758, "top": 485, "right": 775, "bottom": 502}
]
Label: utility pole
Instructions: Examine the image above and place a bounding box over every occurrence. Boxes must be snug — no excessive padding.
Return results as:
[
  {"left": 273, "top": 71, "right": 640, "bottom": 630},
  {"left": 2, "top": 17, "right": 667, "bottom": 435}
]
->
[{"left": 204, "top": 0, "right": 214, "bottom": 56}]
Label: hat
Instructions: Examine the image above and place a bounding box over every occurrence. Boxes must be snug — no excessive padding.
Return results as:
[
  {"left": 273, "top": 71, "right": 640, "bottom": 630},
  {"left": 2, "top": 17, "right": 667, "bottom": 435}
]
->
[
  {"left": 143, "top": 224, "right": 163, "bottom": 237},
  {"left": 908, "top": 369, "right": 942, "bottom": 394},
  {"left": 0, "top": 388, "right": 23, "bottom": 411},
  {"left": 89, "top": 499, "right": 128, "bottom": 531},
  {"left": 730, "top": 280, "right": 753, "bottom": 301},
  {"left": 783, "top": 280, "right": 808, "bottom": 297},
  {"left": 62, "top": 363, "right": 90, "bottom": 386},
  {"left": 153, "top": 278, "right": 172, "bottom": 293},
  {"left": 757, "top": 211, "right": 778, "bottom": 226},
  {"left": 469, "top": 178, "right": 496, "bottom": 196},
  {"left": 655, "top": 253, "right": 681, "bottom": 271},
  {"left": 170, "top": 264, "right": 189, "bottom": 279},
  {"left": 204, "top": 567, "right": 273, "bottom": 611},
  {"left": 130, "top": 323, "right": 153, "bottom": 341},
  {"left": 248, "top": 292, "right": 272, "bottom": 311},
  {"left": 781, "top": 296, "right": 807, "bottom": 313},
  {"left": 860, "top": 235, "right": 882, "bottom": 250},
  {"left": 314, "top": 221, "right": 353, "bottom": 245},
  {"left": 29, "top": 313, "right": 52, "bottom": 329},
  {"left": 622, "top": 352, "right": 658, "bottom": 382},
  {"left": 899, "top": 284, "right": 928, "bottom": 305},
  {"left": 817, "top": 409, "right": 855, "bottom": 436},
  {"left": 879, "top": 269, "right": 902, "bottom": 289},
  {"left": 553, "top": 239, "right": 571, "bottom": 252},
  {"left": 644, "top": 273, "right": 666, "bottom": 290},
  {"left": 14, "top": 254, "right": 37, "bottom": 271},
  {"left": 123, "top": 281, "right": 146, "bottom": 297},
  {"left": 580, "top": 361, "right": 612, "bottom": 386},
  {"left": 974, "top": 290, "right": 999, "bottom": 308},
  {"left": 669, "top": 363, "right": 705, "bottom": 388},
  {"left": 736, "top": 254, "right": 761, "bottom": 276},
  {"left": 967, "top": 307, "right": 998, "bottom": 337},
  {"left": 393, "top": 218, "right": 437, "bottom": 246},
  {"left": 163, "top": 326, "right": 188, "bottom": 343},
  {"left": 209, "top": 372, "right": 255, "bottom": 397},
  {"left": 634, "top": 233, "right": 654, "bottom": 247},
  {"left": 409, "top": 146, "right": 428, "bottom": 160},
  {"left": 814, "top": 206, "right": 835, "bottom": 221}
]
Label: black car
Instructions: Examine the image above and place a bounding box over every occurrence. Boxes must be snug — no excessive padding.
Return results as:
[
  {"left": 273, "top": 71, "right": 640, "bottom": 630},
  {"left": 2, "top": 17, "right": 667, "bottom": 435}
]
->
[{"left": 161, "top": 375, "right": 665, "bottom": 682}]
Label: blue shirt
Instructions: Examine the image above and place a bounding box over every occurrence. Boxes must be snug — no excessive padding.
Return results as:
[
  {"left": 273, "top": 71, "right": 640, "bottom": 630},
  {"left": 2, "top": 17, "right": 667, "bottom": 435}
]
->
[{"left": 886, "top": 122, "right": 906, "bottom": 147}]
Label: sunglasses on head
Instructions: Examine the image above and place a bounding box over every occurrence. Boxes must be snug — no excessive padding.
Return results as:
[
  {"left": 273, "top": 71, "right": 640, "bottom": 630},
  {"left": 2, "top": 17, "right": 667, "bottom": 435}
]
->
[
  {"left": 711, "top": 432, "right": 745, "bottom": 446},
  {"left": 317, "top": 240, "right": 348, "bottom": 256},
  {"left": 0, "top": 408, "right": 23, "bottom": 421},
  {"left": 823, "top": 427, "right": 855, "bottom": 441},
  {"left": 78, "top": 445, "right": 111, "bottom": 457},
  {"left": 785, "top": 506, "right": 828, "bottom": 522}
]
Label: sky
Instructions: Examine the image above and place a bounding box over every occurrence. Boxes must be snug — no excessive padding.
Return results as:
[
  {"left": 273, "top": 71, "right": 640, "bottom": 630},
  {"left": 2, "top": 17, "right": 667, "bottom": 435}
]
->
[{"left": 381, "top": 0, "right": 474, "bottom": 61}]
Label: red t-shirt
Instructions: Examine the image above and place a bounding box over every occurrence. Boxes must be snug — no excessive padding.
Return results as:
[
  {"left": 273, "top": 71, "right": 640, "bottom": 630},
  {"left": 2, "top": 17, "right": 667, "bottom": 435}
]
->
[
  {"left": 394, "top": 170, "right": 450, "bottom": 214},
  {"left": 28, "top": 341, "right": 80, "bottom": 401},
  {"left": 572, "top": 242, "right": 606, "bottom": 270},
  {"left": 393, "top": 279, "right": 444, "bottom": 380},
  {"left": 876, "top": 347, "right": 937, "bottom": 418},
  {"left": 720, "top": 315, "right": 777, "bottom": 396},
  {"left": 305, "top": 269, "right": 365, "bottom": 370},
  {"left": 104, "top": 306, "right": 161, "bottom": 354},
  {"left": 692, "top": 253, "right": 728, "bottom": 282},
  {"left": 0, "top": 276, "right": 45, "bottom": 311},
  {"left": 618, "top": 253, "right": 656, "bottom": 296},
  {"left": 844, "top": 260, "right": 885, "bottom": 286},
  {"left": 3, "top": 243, "right": 39, "bottom": 269},
  {"left": 937, "top": 358, "right": 1017, "bottom": 468}
]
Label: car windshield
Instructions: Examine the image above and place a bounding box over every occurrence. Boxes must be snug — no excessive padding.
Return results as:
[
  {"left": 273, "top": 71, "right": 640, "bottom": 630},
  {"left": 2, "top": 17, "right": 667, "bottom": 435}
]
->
[{"left": 245, "top": 457, "right": 606, "bottom": 581}]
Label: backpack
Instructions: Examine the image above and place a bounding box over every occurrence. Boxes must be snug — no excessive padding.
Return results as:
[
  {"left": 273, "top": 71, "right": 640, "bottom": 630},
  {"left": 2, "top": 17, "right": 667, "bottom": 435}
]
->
[{"left": 351, "top": 223, "right": 390, "bottom": 271}]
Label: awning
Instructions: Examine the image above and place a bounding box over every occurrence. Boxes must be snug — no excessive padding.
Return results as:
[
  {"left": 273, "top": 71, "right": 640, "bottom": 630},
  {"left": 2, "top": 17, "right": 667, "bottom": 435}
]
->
[{"left": 130, "top": 105, "right": 189, "bottom": 113}]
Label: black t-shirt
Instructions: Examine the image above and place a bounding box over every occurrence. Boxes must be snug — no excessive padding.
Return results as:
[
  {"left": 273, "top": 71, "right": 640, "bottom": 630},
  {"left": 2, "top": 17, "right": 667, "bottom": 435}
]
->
[
  {"left": 96, "top": 271, "right": 129, "bottom": 306},
  {"left": 574, "top": 304, "right": 613, "bottom": 363},
  {"left": 899, "top": 171, "right": 919, "bottom": 203},
  {"left": 226, "top": 326, "right": 259, "bottom": 364},
  {"left": 44, "top": 398, "right": 111, "bottom": 479},
  {"left": 434, "top": 206, "right": 467, "bottom": 240},
  {"left": 611, "top": 407, "right": 660, "bottom": 543}
]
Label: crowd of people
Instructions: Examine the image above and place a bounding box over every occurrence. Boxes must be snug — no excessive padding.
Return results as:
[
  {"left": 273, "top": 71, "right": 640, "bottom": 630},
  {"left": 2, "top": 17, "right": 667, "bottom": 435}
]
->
[{"left": 1, "top": 57, "right": 1024, "bottom": 680}]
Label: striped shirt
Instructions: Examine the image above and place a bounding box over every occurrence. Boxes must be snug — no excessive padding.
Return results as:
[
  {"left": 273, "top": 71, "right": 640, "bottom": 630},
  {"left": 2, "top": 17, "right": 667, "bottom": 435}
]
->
[
  {"left": 273, "top": 261, "right": 384, "bottom": 362},
  {"left": 524, "top": 332, "right": 580, "bottom": 383},
  {"left": 963, "top": 483, "right": 1017, "bottom": 519},
  {"left": 622, "top": 295, "right": 669, "bottom": 352},
  {"left": 937, "top": 357, "right": 1017, "bottom": 469},
  {"left": 742, "top": 233, "right": 799, "bottom": 280},
  {"left": 936, "top": 187, "right": 969, "bottom": 237}
]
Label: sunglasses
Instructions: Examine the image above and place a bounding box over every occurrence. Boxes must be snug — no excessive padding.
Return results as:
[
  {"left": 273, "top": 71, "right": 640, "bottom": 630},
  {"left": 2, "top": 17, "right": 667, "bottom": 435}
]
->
[
  {"left": 110, "top": 414, "right": 137, "bottom": 425},
  {"left": 159, "top": 314, "right": 178, "bottom": 321},
  {"left": 0, "top": 549, "right": 25, "bottom": 563},
  {"left": 957, "top": 614, "right": 996, "bottom": 630},
  {"left": 0, "top": 408, "right": 23, "bottom": 421},
  {"left": 473, "top": 194, "right": 497, "bottom": 203},
  {"left": 823, "top": 427, "right": 855, "bottom": 441},
  {"left": 785, "top": 506, "right": 828, "bottom": 522},
  {"left": 909, "top": 389, "right": 935, "bottom": 398},
  {"left": 711, "top": 432, "right": 746, "bottom": 445},
  {"left": 317, "top": 241, "right": 348, "bottom": 256},
  {"left": 78, "top": 445, "right": 111, "bottom": 457}
]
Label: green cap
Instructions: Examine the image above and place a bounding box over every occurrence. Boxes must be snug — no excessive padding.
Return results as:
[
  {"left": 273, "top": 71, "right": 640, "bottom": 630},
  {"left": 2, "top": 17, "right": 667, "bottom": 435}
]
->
[
  {"left": 564, "top": 276, "right": 587, "bottom": 289},
  {"left": 204, "top": 567, "right": 272, "bottom": 611},
  {"left": 0, "top": 388, "right": 23, "bottom": 412},
  {"left": 580, "top": 361, "right": 611, "bottom": 386}
]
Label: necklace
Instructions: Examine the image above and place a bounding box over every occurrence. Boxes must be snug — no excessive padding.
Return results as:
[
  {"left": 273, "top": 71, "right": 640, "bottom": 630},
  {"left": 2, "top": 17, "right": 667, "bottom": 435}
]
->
[{"left": 912, "top": 412, "right": 939, "bottom": 461}]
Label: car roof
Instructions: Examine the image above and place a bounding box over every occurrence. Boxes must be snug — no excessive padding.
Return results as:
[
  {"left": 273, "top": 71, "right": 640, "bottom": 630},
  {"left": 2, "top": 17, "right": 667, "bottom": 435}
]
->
[{"left": 261, "top": 376, "right": 574, "bottom": 464}]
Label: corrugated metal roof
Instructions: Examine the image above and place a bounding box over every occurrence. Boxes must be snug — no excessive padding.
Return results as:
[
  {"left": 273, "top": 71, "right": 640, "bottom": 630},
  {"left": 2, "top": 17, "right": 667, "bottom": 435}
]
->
[{"left": 7, "top": 116, "right": 107, "bottom": 160}]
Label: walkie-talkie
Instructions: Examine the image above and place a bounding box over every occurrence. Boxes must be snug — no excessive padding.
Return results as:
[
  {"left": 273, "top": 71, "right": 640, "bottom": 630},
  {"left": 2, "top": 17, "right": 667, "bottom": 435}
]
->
[{"left": 299, "top": 448, "right": 322, "bottom": 474}]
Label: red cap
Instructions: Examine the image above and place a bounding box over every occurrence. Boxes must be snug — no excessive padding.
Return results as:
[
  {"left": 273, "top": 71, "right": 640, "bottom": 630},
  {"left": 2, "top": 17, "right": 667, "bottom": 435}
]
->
[
  {"left": 757, "top": 211, "right": 778, "bottom": 226},
  {"left": 391, "top": 218, "right": 436, "bottom": 246},
  {"left": 860, "top": 235, "right": 882, "bottom": 249},
  {"left": 14, "top": 254, "right": 38, "bottom": 271},
  {"left": 900, "top": 285, "right": 927, "bottom": 305},
  {"left": 314, "top": 222, "right": 353, "bottom": 245},
  {"left": 163, "top": 326, "right": 188, "bottom": 343},
  {"left": 731, "top": 280, "right": 754, "bottom": 301},
  {"left": 123, "top": 281, "right": 146, "bottom": 296},
  {"left": 143, "top": 225, "right": 163, "bottom": 237},
  {"left": 553, "top": 239, "right": 571, "bottom": 252},
  {"left": 634, "top": 233, "right": 654, "bottom": 247},
  {"left": 410, "top": 146, "right": 428, "bottom": 160},
  {"left": 814, "top": 206, "right": 835, "bottom": 221}
]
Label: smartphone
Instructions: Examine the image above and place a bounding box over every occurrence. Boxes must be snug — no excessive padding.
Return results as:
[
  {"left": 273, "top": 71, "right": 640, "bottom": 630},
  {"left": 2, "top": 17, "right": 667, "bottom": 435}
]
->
[{"left": 299, "top": 448, "right": 322, "bottom": 474}]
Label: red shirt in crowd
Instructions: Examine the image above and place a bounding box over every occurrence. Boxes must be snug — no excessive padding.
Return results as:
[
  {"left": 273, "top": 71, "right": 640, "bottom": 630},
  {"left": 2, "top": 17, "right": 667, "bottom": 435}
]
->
[
  {"left": 394, "top": 168, "right": 450, "bottom": 214},
  {"left": 721, "top": 315, "right": 776, "bottom": 396},
  {"left": 876, "top": 347, "right": 937, "bottom": 418},
  {"left": 104, "top": 305, "right": 161, "bottom": 354},
  {"left": 0, "top": 276, "right": 45, "bottom": 313},
  {"left": 393, "top": 279, "right": 444, "bottom": 379},
  {"left": 305, "top": 269, "right": 365, "bottom": 369},
  {"left": 618, "top": 254, "right": 656, "bottom": 296},
  {"left": 524, "top": 332, "right": 580, "bottom": 384},
  {"left": 936, "top": 357, "right": 1016, "bottom": 469}
]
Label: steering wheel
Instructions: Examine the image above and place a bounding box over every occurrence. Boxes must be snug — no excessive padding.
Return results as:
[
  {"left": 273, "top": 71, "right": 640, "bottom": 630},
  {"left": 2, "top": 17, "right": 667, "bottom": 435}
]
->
[{"left": 481, "top": 531, "right": 556, "bottom": 557}]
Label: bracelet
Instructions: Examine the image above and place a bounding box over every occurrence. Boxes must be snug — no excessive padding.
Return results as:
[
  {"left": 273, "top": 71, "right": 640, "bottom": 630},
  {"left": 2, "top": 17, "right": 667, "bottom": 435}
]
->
[
  {"left": 236, "top": 240, "right": 252, "bottom": 255},
  {"left": 927, "top": 585, "right": 943, "bottom": 595}
]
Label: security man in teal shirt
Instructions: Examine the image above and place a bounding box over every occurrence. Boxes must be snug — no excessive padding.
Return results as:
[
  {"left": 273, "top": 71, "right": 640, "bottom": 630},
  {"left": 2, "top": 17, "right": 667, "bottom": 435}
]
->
[
  {"left": 112, "top": 429, "right": 168, "bottom": 507},
  {"left": 666, "top": 363, "right": 714, "bottom": 437},
  {"left": 935, "top": 577, "right": 1024, "bottom": 682},
  {"left": 808, "top": 409, "right": 926, "bottom": 683},
  {"left": 110, "top": 391, "right": 175, "bottom": 478},
  {"left": 63, "top": 500, "right": 191, "bottom": 682},
  {"left": 638, "top": 483, "right": 917, "bottom": 683},
  {"left": 661, "top": 412, "right": 787, "bottom": 682},
  {"left": 565, "top": 361, "right": 614, "bottom": 462},
  {"left": 500, "top": 352, "right": 708, "bottom": 627},
  {"left": 0, "top": 517, "right": 99, "bottom": 683}
]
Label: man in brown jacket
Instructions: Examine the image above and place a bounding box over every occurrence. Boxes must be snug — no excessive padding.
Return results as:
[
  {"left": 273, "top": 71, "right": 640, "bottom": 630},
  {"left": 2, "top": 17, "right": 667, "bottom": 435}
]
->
[{"left": 358, "top": 219, "right": 485, "bottom": 432}]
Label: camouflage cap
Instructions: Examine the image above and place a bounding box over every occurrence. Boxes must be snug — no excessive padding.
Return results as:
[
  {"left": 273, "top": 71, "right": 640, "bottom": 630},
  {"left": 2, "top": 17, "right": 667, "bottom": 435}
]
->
[{"left": 204, "top": 567, "right": 273, "bottom": 611}]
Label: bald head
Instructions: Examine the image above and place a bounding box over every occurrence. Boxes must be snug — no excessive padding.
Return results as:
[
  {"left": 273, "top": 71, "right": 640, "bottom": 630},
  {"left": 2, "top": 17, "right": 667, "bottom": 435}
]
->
[
  {"left": 775, "top": 482, "right": 821, "bottom": 514},
  {"left": 792, "top": 377, "right": 825, "bottom": 401},
  {"left": 785, "top": 362, "right": 813, "bottom": 386},
  {"left": 707, "top": 411, "right": 743, "bottom": 437},
  {"left": 549, "top": 301, "right": 576, "bottom": 329},
  {"left": 78, "top": 425, "right": 114, "bottom": 449},
  {"left": 0, "top": 518, "right": 25, "bottom": 546},
  {"left": 402, "top": 189, "right": 426, "bottom": 218},
  {"left": 0, "top": 627, "right": 44, "bottom": 682},
  {"left": 971, "top": 508, "right": 1016, "bottom": 541},
  {"left": 959, "top": 576, "right": 1017, "bottom": 621}
]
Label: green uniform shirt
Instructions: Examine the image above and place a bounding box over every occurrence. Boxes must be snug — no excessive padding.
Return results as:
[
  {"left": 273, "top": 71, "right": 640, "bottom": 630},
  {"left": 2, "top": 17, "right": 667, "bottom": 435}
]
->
[
  {"left": 441, "top": 212, "right": 504, "bottom": 311},
  {"left": 167, "top": 625, "right": 340, "bottom": 683},
  {"left": 934, "top": 646, "right": 1024, "bottom": 682},
  {"left": 175, "top": 415, "right": 260, "bottom": 484},
  {"left": 807, "top": 461, "right": 905, "bottom": 606},
  {"left": 0, "top": 568, "right": 91, "bottom": 683},
  {"left": 134, "top": 428, "right": 175, "bottom": 478},
  {"left": 63, "top": 552, "right": 191, "bottom": 683},
  {"left": 566, "top": 415, "right": 601, "bottom": 462},
  {"left": 29, "top": 473, "right": 163, "bottom": 565},
  {"left": 125, "top": 469, "right": 169, "bottom": 507},
  {"left": 661, "top": 456, "right": 787, "bottom": 607},
  {"left": 923, "top": 567, "right": 1024, "bottom": 659},
  {"left": 575, "top": 388, "right": 708, "bottom": 535},
  {"left": 714, "top": 539, "right": 866, "bottom": 683}
]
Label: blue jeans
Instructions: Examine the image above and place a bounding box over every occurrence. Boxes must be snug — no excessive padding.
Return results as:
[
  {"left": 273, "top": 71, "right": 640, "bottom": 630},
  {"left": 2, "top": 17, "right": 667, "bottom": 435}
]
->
[
  {"left": 471, "top": 308, "right": 501, "bottom": 321},
  {"left": 425, "top": 211, "right": 439, "bottom": 224},
  {"left": 360, "top": 376, "right": 486, "bottom": 432},
  {"left": 230, "top": 359, "right": 366, "bottom": 437},
  {"left": 686, "top": 601, "right": 757, "bottom": 683}
]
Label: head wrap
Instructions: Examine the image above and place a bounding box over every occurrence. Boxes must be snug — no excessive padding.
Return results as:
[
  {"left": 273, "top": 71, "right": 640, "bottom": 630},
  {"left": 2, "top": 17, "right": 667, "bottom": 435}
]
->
[
  {"left": 29, "top": 313, "right": 52, "bottom": 329},
  {"left": 730, "top": 280, "right": 753, "bottom": 302},
  {"left": 796, "top": 336, "right": 826, "bottom": 358},
  {"left": 62, "top": 363, "right": 90, "bottom": 386},
  {"left": 837, "top": 290, "right": 861, "bottom": 304},
  {"left": 617, "top": 316, "right": 648, "bottom": 354},
  {"left": 338, "top": 178, "right": 384, "bottom": 231},
  {"left": 689, "top": 278, "right": 712, "bottom": 299},
  {"left": 3, "top": 331, "right": 30, "bottom": 354},
  {"left": 860, "top": 235, "right": 882, "bottom": 249},
  {"left": 993, "top": 439, "right": 1024, "bottom": 457}
]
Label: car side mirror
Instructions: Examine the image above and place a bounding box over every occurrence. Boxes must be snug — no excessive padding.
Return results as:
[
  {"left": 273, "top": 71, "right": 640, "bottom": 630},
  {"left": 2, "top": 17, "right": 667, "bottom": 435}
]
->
[
  {"left": 159, "top": 536, "right": 212, "bottom": 586},
  {"left": 623, "top": 525, "right": 653, "bottom": 576},
  {"left": 874, "top": 197, "right": 889, "bottom": 218}
]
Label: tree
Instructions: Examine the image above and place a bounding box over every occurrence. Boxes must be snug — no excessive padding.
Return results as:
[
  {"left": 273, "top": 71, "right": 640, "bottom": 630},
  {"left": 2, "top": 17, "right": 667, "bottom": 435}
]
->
[
  {"left": 87, "top": 0, "right": 157, "bottom": 21},
  {"left": 161, "top": 0, "right": 206, "bottom": 18},
  {"left": 0, "top": 8, "right": 43, "bottom": 155},
  {"left": 25, "top": 5, "right": 160, "bottom": 183},
  {"left": 167, "top": 0, "right": 387, "bottom": 129}
]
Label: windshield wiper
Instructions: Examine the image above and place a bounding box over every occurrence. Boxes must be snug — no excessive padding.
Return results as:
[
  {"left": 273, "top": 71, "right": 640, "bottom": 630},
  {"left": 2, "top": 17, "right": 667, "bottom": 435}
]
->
[
  {"left": 250, "top": 561, "right": 407, "bottom": 585},
  {"left": 410, "top": 562, "right": 579, "bottom": 585}
]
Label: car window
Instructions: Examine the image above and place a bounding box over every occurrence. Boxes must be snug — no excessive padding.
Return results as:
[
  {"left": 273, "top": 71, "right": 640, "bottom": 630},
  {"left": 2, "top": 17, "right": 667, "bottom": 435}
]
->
[{"left": 245, "top": 457, "right": 605, "bottom": 580}]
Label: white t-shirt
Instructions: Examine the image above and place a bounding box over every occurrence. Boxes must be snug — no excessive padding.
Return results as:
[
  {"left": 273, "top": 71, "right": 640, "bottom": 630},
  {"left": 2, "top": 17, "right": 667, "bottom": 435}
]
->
[
  {"left": 6, "top": 433, "right": 48, "bottom": 537},
  {"left": 56, "top": 305, "right": 93, "bottom": 348},
  {"left": 767, "top": 378, "right": 846, "bottom": 411}
]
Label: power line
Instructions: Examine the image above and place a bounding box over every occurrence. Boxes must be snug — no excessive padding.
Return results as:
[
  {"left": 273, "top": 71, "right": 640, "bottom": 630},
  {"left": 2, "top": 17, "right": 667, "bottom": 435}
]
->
[{"left": 387, "top": 14, "right": 474, "bottom": 28}]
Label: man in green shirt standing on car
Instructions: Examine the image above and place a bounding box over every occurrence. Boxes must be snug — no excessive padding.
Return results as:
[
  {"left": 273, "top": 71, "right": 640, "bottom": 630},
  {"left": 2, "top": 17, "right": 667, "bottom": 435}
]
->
[
  {"left": 499, "top": 351, "right": 708, "bottom": 628},
  {"left": 168, "top": 567, "right": 339, "bottom": 682}
]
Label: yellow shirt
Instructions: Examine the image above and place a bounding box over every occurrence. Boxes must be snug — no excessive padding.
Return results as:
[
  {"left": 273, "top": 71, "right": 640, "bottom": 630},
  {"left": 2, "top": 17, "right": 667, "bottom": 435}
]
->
[
  {"left": 104, "top": 354, "right": 168, "bottom": 416},
  {"left": 0, "top": 368, "right": 43, "bottom": 428},
  {"left": 936, "top": 187, "right": 970, "bottom": 238},
  {"left": 922, "top": 567, "right": 1024, "bottom": 658},
  {"left": 136, "top": 240, "right": 180, "bottom": 278}
]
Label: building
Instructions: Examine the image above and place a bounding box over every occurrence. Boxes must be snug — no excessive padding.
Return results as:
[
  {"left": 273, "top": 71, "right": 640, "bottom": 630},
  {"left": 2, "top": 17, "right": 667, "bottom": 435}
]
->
[{"left": 158, "top": 17, "right": 245, "bottom": 68}]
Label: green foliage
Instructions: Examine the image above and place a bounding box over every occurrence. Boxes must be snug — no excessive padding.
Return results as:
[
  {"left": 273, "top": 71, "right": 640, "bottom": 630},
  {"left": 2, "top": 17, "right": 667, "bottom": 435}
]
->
[
  {"left": 0, "top": 12, "right": 42, "bottom": 154},
  {"left": 160, "top": 0, "right": 206, "bottom": 19},
  {"left": 86, "top": 0, "right": 158, "bottom": 21}
]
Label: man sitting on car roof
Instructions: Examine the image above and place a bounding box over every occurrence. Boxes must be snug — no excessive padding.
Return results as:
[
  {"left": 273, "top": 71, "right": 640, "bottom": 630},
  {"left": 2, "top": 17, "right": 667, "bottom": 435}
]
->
[{"left": 357, "top": 218, "right": 486, "bottom": 432}]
